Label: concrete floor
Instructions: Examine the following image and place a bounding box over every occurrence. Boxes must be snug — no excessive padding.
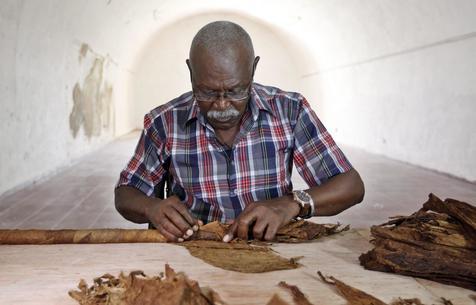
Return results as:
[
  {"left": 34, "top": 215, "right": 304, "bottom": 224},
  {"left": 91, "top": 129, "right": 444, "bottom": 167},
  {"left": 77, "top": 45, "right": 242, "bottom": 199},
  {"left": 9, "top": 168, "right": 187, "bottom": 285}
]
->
[{"left": 0, "top": 131, "right": 475, "bottom": 230}]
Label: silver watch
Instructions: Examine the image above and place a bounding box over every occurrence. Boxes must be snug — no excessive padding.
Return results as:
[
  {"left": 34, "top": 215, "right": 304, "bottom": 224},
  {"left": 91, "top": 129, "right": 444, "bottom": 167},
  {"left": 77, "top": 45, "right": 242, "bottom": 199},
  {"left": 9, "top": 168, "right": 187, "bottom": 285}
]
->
[{"left": 292, "top": 190, "right": 314, "bottom": 219}]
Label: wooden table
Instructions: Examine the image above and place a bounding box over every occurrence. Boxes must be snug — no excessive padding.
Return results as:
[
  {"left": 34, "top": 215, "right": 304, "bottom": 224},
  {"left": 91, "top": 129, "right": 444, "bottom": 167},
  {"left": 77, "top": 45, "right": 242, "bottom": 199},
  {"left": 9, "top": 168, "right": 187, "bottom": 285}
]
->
[{"left": 0, "top": 229, "right": 473, "bottom": 304}]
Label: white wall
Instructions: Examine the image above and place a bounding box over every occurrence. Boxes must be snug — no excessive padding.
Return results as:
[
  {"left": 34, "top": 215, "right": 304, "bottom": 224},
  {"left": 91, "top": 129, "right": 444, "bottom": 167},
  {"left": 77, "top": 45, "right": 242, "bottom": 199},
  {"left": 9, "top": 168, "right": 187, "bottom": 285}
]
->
[
  {"left": 299, "top": 1, "right": 476, "bottom": 182},
  {"left": 1, "top": 0, "right": 475, "bottom": 196},
  {"left": 0, "top": 1, "right": 128, "bottom": 195}
]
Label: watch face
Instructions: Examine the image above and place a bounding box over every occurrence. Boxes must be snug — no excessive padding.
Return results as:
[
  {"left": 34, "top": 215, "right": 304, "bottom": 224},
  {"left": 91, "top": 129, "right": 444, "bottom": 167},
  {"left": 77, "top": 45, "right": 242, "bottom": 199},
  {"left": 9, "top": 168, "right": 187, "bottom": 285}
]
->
[{"left": 296, "top": 191, "right": 311, "bottom": 203}]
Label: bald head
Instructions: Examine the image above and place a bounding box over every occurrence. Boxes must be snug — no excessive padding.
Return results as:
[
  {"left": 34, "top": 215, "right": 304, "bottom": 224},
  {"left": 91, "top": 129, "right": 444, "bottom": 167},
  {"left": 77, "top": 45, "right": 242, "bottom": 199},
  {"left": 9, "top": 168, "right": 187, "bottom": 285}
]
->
[
  {"left": 186, "top": 21, "right": 260, "bottom": 131},
  {"left": 189, "top": 21, "right": 255, "bottom": 69}
]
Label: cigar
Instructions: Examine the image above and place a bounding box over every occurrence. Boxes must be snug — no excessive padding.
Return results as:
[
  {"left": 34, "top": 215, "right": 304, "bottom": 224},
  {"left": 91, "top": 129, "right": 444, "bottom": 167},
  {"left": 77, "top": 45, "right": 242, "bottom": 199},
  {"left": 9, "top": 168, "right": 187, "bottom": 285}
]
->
[{"left": 0, "top": 229, "right": 167, "bottom": 244}]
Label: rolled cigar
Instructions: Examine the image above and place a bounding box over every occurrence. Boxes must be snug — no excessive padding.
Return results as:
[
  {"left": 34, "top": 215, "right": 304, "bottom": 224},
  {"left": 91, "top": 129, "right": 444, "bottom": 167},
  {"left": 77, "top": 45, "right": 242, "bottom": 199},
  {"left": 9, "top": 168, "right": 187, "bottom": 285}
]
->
[
  {"left": 0, "top": 220, "right": 340, "bottom": 245},
  {"left": 0, "top": 229, "right": 167, "bottom": 244}
]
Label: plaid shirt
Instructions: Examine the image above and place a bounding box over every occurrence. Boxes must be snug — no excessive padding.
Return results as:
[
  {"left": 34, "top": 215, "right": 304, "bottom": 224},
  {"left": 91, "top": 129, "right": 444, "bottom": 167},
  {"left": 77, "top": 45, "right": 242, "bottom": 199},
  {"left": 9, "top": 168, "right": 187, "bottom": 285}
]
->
[{"left": 117, "top": 83, "right": 352, "bottom": 223}]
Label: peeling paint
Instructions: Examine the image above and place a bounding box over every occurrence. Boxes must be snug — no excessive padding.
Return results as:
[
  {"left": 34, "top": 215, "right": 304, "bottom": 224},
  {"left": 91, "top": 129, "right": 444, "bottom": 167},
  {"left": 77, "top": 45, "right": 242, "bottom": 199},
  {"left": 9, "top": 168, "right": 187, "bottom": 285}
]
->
[
  {"left": 70, "top": 46, "right": 114, "bottom": 139},
  {"left": 99, "top": 82, "right": 113, "bottom": 130}
]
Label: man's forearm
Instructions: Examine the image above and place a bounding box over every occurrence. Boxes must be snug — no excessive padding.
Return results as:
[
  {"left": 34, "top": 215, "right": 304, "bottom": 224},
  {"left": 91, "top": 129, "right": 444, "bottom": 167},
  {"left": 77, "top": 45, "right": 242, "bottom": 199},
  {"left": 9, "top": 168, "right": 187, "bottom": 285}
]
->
[
  {"left": 306, "top": 168, "right": 365, "bottom": 216},
  {"left": 115, "top": 186, "right": 158, "bottom": 223}
]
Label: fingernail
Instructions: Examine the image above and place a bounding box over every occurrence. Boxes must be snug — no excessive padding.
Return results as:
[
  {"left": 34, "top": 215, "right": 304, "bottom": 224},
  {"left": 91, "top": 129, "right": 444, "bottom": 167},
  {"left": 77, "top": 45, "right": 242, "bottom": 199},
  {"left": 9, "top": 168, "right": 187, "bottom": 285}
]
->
[
  {"left": 198, "top": 220, "right": 204, "bottom": 226},
  {"left": 186, "top": 229, "right": 193, "bottom": 236},
  {"left": 223, "top": 234, "right": 232, "bottom": 243},
  {"left": 183, "top": 233, "right": 189, "bottom": 239},
  {"left": 192, "top": 225, "right": 199, "bottom": 231},
  {"left": 178, "top": 238, "right": 184, "bottom": 242}
]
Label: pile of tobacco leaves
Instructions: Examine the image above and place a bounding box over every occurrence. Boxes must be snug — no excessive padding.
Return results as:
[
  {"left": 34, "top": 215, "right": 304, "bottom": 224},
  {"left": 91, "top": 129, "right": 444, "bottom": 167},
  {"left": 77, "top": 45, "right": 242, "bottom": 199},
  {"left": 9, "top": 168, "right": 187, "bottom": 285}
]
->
[
  {"left": 69, "top": 265, "right": 454, "bottom": 305},
  {"left": 69, "top": 264, "right": 227, "bottom": 305},
  {"left": 360, "top": 193, "right": 476, "bottom": 290}
]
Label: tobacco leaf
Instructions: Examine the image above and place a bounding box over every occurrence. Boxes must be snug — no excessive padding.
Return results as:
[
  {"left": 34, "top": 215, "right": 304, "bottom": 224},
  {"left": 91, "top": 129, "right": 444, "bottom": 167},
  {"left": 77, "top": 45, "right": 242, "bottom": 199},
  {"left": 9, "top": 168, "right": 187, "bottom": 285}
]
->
[
  {"left": 390, "top": 298, "right": 453, "bottom": 305},
  {"left": 191, "top": 221, "right": 228, "bottom": 241},
  {"left": 317, "top": 271, "right": 453, "bottom": 305},
  {"left": 371, "top": 212, "right": 476, "bottom": 250},
  {"left": 181, "top": 220, "right": 347, "bottom": 273},
  {"left": 278, "top": 282, "right": 313, "bottom": 305},
  {"left": 188, "top": 220, "right": 349, "bottom": 243},
  {"left": 184, "top": 240, "right": 301, "bottom": 273},
  {"left": 318, "top": 271, "right": 387, "bottom": 305},
  {"left": 422, "top": 193, "right": 476, "bottom": 241},
  {"left": 266, "top": 294, "right": 293, "bottom": 305},
  {"left": 359, "top": 239, "right": 476, "bottom": 289},
  {"left": 68, "top": 264, "right": 227, "bottom": 305},
  {"left": 275, "top": 221, "right": 349, "bottom": 243},
  {"left": 360, "top": 194, "right": 476, "bottom": 291},
  {"left": 370, "top": 224, "right": 476, "bottom": 256}
]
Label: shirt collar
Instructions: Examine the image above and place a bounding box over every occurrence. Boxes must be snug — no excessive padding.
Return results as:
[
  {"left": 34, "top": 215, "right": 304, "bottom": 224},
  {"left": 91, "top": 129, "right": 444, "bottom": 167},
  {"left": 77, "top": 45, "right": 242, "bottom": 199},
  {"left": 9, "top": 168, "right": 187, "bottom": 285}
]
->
[
  {"left": 184, "top": 83, "right": 275, "bottom": 127},
  {"left": 185, "top": 98, "right": 200, "bottom": 127},
  {"left": 249, "top": 83, "right": 275, "bottom": 120}
]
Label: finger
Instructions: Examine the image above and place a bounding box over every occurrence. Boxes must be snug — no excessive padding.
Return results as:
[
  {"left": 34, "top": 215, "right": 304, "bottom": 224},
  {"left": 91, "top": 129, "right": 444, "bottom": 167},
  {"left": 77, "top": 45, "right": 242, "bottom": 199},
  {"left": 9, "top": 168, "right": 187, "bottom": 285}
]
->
[
  {"left": 169, "top": 207, "right": 195, "bottom": 236},
  {"left": 252, "top": 219, "right": 268, "bottom": 240},
  {"left": 237, "top": 215, "right": 257, "bottom": 241},
  {"left": 173, "top": 203, "right": 199, "bottom": 229},
  {"left": 264, "top": 222, "right": 280, "bottom": 241},
  {"left": 156, "top": 223, "right": 181, "bottom": 242},
  {"left": 223, "top": 221, "right": 238, "bottom": 243},
  {"left": 160, "top": 216, "right": 184, "bottom": 238}
]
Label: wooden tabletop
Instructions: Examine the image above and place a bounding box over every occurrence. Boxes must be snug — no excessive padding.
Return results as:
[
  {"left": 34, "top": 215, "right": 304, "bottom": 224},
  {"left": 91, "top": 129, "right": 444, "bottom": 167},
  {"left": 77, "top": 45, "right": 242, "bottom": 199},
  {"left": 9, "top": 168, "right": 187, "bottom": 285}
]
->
[{"left": 0, "top": 229, "right": 473, "bottom": 305}]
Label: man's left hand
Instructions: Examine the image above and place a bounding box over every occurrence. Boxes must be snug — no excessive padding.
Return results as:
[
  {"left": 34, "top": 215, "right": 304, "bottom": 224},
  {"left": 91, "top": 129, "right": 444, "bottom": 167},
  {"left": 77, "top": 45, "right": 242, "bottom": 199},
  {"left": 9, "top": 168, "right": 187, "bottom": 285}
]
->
[{"left": 223, "top": 195, "right": 300, "bottom": 242}]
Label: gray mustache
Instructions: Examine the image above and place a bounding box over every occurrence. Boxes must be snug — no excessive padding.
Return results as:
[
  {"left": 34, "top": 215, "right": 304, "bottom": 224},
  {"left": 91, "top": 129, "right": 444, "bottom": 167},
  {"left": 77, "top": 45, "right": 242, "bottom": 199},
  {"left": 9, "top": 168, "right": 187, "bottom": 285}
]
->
[{"left": 207, "top": 107, "right": 240, "bottom": 122}]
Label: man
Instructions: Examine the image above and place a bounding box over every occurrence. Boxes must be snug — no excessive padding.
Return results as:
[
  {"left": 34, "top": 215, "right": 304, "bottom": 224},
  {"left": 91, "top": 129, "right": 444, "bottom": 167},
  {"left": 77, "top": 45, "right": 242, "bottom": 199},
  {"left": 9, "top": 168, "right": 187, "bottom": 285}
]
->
[{"left": 115, "top": 21, "right": 364, "bottom": 243}]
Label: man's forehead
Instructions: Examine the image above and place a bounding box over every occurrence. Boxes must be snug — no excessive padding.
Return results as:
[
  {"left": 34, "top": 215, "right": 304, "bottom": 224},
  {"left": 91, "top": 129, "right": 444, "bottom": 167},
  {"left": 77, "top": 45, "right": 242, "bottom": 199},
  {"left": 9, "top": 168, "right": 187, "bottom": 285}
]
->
[
  {"left": 191, "top": 50, "right": 251, "bottom": 79},
  {"left": 191, "top": 45, "right": 248, "bottom": 64}
]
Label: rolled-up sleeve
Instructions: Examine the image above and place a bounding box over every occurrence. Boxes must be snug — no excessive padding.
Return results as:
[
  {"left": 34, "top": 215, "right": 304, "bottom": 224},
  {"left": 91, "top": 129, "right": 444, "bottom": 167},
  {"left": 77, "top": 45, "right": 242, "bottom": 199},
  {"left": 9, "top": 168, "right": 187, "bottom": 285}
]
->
[
  {"left": 116, "top": 113, "right": 169, "bottom": 196},
  {"left": 293, "top": 97, "right": 352, "bottom": 186}
]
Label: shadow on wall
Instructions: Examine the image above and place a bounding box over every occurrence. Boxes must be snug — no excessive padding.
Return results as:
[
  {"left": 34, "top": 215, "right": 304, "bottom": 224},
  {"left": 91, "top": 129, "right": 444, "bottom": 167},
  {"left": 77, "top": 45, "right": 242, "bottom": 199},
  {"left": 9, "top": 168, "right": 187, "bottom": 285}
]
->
[
  {"left": 70, "top": 43, "right": 115, "bottom": 139},
  {"left": 123, "top": 11, "right": 322, "bottom": 131}
]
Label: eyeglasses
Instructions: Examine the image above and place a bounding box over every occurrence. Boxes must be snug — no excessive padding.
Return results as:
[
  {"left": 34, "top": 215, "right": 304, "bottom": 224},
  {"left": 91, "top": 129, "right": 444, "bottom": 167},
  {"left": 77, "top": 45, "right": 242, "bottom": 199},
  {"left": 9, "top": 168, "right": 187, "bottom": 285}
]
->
[{"left": 193, "top": 83, "right": 251, "bottom": 102}]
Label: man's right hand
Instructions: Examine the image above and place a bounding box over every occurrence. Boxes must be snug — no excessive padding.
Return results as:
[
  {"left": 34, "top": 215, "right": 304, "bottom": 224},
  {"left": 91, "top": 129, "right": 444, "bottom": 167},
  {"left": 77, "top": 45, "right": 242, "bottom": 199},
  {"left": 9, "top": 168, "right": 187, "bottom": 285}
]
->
[{"left": 144, "top": 196, "right": 199, "bottom": 242}]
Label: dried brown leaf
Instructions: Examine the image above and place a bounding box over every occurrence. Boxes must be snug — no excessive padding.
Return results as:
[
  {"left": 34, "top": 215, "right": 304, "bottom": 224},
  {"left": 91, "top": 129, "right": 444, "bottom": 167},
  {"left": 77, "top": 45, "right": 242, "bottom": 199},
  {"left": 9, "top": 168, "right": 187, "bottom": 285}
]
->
[
  {"left": 278, "top": 281, "right": 313, "bottom": 305},
  {"left": 360, "top": 194, "right": 476, "bottom": 291},
  {"left": 318, "top": 271, "right": 387, "bottom": 305},
  {"left": 68, "top": 264, "right": 226, "bottom": 305}
]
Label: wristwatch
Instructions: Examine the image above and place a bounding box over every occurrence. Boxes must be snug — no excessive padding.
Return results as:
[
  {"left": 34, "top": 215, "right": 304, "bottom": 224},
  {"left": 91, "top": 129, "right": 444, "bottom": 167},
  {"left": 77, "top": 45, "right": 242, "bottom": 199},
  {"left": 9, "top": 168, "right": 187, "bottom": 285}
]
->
[{"left": 292, "top": 190, "right": 314, "bottom": 219}]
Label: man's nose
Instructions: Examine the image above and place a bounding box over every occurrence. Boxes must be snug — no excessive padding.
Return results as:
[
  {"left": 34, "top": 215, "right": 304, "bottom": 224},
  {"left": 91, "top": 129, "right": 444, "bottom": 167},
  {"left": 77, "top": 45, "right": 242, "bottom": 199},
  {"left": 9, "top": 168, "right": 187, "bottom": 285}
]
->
[{"left": 214, "top": 95, "right": 231, "bottom": 110}]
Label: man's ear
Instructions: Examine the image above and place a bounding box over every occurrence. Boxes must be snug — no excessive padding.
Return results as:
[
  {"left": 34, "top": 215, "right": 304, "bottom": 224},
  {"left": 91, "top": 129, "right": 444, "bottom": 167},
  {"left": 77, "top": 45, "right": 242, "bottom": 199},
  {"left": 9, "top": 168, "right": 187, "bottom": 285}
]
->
[
  {"left": 252, "top": 56, "right": 260, "bottom": 78},
  {"left": 186, "top": 59, "right": 193, "bottom": 83}
]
